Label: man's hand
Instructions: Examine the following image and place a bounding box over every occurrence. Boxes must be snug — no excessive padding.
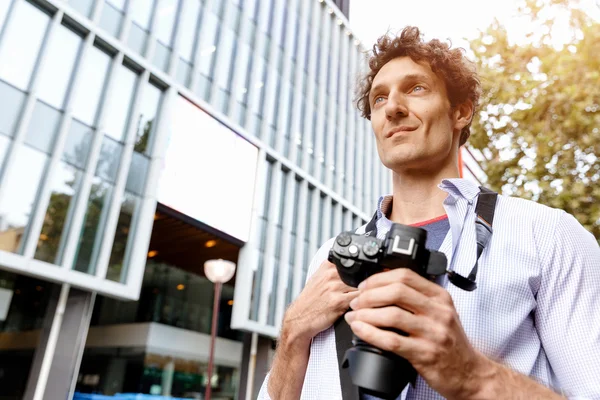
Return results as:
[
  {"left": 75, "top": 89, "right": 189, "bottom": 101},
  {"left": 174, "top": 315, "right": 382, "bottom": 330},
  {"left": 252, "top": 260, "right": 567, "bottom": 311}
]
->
[
  {"left": 345, "top": 268, "right": 564, "bottom": 400},
  {"left": 345, "top": 268, "right": 483, "bottom": 399},
  {"left": 283, "top": 260, "right": 359, "bottom": 344},
  {"left": 267, "top": 260, "right": 358, "bottom": 400}
]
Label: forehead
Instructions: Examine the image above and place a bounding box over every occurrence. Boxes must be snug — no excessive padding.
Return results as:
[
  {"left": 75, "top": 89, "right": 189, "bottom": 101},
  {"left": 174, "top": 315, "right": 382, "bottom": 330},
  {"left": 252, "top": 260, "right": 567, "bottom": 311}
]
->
[{"left": 371, "top": 56, "right": 440, "bottom": 89}]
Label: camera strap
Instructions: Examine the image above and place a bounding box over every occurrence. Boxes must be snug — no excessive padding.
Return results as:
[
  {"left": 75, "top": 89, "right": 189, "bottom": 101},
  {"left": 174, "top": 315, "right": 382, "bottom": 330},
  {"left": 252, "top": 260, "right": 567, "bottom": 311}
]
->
[{"left": 334, "top": 186, "right": 497, "bottom": 399}]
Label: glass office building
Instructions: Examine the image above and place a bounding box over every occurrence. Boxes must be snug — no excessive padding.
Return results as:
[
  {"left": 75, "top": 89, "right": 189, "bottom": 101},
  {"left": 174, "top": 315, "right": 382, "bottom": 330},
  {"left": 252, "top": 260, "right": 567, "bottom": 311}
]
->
[{"left": 0, "top": 0, "right": 482, "bottom": 399}]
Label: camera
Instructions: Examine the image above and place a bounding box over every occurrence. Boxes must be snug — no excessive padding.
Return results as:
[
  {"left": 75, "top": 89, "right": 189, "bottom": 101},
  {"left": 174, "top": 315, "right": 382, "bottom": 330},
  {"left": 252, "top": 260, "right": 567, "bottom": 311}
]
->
[{"left": 328, "top": 223, "right": 449, "bottom": 399}]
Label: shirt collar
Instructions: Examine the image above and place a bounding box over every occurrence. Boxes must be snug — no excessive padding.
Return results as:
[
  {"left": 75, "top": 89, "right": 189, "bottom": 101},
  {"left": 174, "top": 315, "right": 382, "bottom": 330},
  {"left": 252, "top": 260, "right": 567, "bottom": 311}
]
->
[
  {"left": 376, "top": 178, "right": 481, "bottom": 219},
  {"left": 438, "top": 178, "right": 481, "bottom": 203}
]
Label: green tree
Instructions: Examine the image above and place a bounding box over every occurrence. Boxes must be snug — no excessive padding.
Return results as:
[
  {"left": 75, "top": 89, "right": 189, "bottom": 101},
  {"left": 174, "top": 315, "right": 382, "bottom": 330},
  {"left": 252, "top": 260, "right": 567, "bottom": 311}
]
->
[{"left": 469, "top": 0, "right": 600, "bottom": 240}]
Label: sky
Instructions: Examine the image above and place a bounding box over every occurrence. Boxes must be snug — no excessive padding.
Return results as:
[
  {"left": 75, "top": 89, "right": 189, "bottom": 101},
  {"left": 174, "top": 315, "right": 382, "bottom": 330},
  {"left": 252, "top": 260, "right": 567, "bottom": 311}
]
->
[{"left": 349, "top": 0, "right": 600, "bottom": 53}]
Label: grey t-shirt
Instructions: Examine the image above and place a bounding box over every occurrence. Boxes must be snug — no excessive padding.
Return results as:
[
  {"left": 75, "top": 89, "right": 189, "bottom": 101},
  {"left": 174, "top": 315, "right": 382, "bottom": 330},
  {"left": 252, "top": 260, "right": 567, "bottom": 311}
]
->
[{"left": 361, "top": 216, "right": 450, "bottom": 400}]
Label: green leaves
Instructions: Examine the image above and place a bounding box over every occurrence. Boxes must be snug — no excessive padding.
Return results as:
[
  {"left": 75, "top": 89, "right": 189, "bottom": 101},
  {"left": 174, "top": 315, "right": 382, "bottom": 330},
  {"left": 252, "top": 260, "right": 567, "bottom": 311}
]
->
[{"left": 469, "top": 0, "right": 600, "bottom": 240}]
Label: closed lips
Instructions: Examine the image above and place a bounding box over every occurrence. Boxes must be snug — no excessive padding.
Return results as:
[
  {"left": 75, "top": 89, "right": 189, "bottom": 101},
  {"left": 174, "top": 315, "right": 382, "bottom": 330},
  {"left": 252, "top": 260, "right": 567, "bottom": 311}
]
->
[{"left": 386, "top": 126, "right": 417, "bottom": 137}]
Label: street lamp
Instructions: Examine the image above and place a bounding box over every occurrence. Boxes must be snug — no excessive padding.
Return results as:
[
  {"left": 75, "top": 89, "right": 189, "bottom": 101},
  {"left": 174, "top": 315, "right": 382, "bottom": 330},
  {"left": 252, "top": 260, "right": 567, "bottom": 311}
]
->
[{"left": 204, "top": 259, "right": 236, "bottom": 400}]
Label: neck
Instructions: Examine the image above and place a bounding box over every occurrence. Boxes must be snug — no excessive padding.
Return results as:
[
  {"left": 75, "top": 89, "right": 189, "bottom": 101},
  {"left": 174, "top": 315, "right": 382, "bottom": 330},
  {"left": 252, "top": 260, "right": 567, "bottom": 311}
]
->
[{"left": 389, "top": 162, "right": 460, "bottom": 225}]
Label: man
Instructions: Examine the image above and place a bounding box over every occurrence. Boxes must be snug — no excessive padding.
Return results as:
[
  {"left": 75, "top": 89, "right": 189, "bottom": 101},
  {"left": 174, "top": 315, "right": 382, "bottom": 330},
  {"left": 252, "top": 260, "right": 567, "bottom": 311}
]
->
[{"left": 258, "top": 26, "right": 600, "bottom": 399}]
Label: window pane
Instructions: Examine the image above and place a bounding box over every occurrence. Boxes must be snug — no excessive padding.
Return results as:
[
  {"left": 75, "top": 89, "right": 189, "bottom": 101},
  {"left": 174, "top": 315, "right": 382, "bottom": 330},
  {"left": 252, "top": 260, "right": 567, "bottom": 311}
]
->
[
  {"left": 72, "top": 47, "right": 112, "bottom": 126},
  {"left": 0, "top": 79, "right": 26, "bottom": 137},
  {"left": 130, "top": 0, "right": 155, "bottom": 28},
  {"left": 152, "top": 41, "right": 171, "bottom": 72},
  {"left": 125, "top": 152, "right": 149, "bottom": 195},
  {"left": 106, "top": 192, "right": 139, "bottom": 283},
  {"left": 0, "top": 146, "right": 47, "bottom": 254},
  {"left": 0, "top": 1, "right": 10, "bottom": 33},
  {"left": 133, "top": 83, "right": 162, "bottom": 154},
  {"left": 72, "top": 178, "right": 113, "bottom": 274},
  {"left": 0, "top": 1, "right": 49, "bottom": 90},
  {"left": 215, "top": 27, "right": 236, "bottom": 92},
  {"left": 0, "top": 133, "right": 10, "bottom": 177},
  {"left": 107, "top": 0, "right": 126, "bottom": 10},
  {"left": 127, "top": 22, "right": 148, "bottom": 55},
  {"left": 69, "top": 0, "right": 95, "bottom": 18},
  {"left": 99, "top": 1, "right": 123, "bottom": 38},
  {"left": 154, "top": 0, "right": 178, "bottom": 45},
  {"left": 95, "top": 136, "right": 123, "bottom": 183},
  {"left": 24, "top": 101, "right": 62, "bottom": 154},
  {"left": 62, "top": 119, "right": 93, "bottom": 170},
  {"left": 36, "top": 25, "right": 82, "bottom": 109},
  {"left": 104, "top": 65, "right": 138, "bottom": 142},
  {"left": 178, "top": 0, "right": 201, "bottom": 61},
  {"left": 176, "top": 59, "right": 192, "bottom": 87},
  {"left": 197, "top": 12, "right": 219, "bottom": 76},
  {"left": 34, "top": 162, "right": 83, "bottom": 264}
]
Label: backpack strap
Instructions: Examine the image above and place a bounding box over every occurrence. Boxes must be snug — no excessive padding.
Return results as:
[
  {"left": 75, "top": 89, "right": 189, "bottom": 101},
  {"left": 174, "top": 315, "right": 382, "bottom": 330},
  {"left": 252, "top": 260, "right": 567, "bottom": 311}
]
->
[
  {"left": 467, "top": 186, "right": 498, "bottom": 282},
  {"left": 334, "top": 315, "right": 360, "bottom": 400}
]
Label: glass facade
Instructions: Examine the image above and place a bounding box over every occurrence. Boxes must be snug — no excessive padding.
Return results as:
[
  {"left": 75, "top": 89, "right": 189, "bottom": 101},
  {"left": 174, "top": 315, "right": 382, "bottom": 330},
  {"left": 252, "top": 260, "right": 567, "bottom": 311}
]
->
[{"left": 0, "top": 0, "right": 393, "bottom": 398}]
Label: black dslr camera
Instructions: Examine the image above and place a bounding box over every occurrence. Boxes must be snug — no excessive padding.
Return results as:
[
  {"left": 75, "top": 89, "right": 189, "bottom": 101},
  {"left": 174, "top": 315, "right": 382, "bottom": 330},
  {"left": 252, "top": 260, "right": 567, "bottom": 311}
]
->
[{"left": 328, "top": 223, "right": 449, "bottom": 399}]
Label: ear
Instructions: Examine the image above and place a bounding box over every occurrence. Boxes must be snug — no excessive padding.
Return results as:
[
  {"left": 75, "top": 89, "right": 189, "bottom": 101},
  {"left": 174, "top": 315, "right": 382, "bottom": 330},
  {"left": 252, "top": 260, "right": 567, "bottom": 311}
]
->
[{"left": 453, "top": 100, "right": 474, "bottom": 132}]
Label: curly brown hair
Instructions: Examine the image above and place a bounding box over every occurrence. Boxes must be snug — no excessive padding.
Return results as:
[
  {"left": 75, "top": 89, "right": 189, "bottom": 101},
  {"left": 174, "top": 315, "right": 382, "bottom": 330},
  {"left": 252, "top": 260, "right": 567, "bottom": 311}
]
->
[{"left": 356, "top": 26, "right": 481, "bottom": 146}]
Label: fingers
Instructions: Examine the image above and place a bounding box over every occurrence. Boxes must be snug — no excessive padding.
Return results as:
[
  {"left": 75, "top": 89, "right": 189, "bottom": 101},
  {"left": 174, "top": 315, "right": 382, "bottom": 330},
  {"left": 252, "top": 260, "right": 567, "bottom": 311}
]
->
[
  {"left": 348, "top": 320, "right": 420, "bottom": 357},
  {"left": 360, "top": 268, "right": 443, "bottom": 297},
  {"left": 345, "top": 306, "right": 424, "bottom": 336},
  {"left": 351, "top": 282, "right": 430, "bottom": 314}
]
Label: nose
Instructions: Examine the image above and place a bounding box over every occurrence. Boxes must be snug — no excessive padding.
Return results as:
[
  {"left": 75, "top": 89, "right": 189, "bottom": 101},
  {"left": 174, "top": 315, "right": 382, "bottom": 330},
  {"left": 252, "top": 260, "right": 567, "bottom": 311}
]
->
[{"left": 385, "top": 93, "right": 408, "bottom": 121}]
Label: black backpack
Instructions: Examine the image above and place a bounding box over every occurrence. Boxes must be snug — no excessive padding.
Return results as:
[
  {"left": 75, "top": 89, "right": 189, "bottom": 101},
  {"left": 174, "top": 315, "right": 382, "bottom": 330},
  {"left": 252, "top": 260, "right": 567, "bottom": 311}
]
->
[{"left": 334, "top": 187, "right": 498, "bottom": 399}]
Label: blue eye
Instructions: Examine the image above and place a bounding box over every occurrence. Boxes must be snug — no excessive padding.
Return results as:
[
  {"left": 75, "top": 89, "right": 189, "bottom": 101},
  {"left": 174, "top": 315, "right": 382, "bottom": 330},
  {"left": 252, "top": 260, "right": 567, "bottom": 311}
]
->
[
  {"left": 412, "top": 85, "right": 425, "bottom": 92},
  {"left": 374, "top": 96, "right": 385, "bottom": 104}
]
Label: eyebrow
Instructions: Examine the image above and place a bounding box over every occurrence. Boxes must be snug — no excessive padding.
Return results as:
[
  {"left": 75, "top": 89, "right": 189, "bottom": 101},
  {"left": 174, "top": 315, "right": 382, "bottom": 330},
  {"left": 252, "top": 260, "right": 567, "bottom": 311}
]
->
[{"left": 369, "top": 73, "right": 434, "bottom": 101}]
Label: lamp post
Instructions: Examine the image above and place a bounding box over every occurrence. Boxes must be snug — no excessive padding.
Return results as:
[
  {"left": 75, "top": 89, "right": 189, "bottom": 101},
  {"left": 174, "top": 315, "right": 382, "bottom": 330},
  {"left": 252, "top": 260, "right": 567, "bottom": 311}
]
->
[{"left": 204, "top": 259, "right": 236, "bottom": 400}]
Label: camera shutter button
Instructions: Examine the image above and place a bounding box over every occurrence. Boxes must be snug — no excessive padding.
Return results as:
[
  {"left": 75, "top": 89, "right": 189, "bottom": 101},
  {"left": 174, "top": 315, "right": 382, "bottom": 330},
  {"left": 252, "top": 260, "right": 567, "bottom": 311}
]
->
[{"left": 348, "top": 244, "right": 359, "bottom": 255}]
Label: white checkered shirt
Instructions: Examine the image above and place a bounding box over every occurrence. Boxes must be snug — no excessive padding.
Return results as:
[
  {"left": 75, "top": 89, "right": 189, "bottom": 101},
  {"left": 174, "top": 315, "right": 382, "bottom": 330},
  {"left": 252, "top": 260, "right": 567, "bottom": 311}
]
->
[{"left": 258, "top": 178, "right": 600, "bottom": 399}]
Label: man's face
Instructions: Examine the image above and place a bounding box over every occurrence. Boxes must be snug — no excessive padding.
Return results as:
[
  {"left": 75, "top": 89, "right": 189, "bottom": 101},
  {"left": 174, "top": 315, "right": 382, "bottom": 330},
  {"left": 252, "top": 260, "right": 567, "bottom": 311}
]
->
[{"left": 369, "top": 56, "right": 462, "bottom": 173}]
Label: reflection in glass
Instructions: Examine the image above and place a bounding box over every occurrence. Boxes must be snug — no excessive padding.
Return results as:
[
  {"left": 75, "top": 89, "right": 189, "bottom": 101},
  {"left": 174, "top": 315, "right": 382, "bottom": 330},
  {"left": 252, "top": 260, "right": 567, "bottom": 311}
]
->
[
  {"left": 73, "top": 178, "right": 113, "bottom": 274},
  {"left": 133, "top": 83, "right": 162, "bottom": 154},
  {"left": 99, "top": 1, "right": 123, "bottom": 38},
  {"left": 105, "top": 65, "right": 138, "bottom": 142},
  {"left": 24, "top": 101, "right": 62, "bottom": 154},
  {"left": 126, "top": 153, "right": 149, "bottom": 195},
  {"left": 106, "top": 192, "right": 139, "bottom": 283},
  {"left": 69, "top": 0, "right": 95, "bottom": 18},
  {"left": 95, "top": 135, "right": 123, "bottom": 184},
  {"left": 0, "top": 80, "right": 26, "bottom": 138},
  {"left": 62, "top": 119, "right": 93, "bottom": 170},
  {"left": 34, "top": 163, "right": 82, "bottom": 264},
  {"left": 71, "top": 47, "right": 112, "bottom": 126},
  {"left": 0, "top": 145, "right": 47, "bottom": 254},
  {"left": 36, "top": 24, "right": 82, "bottom": 109}
]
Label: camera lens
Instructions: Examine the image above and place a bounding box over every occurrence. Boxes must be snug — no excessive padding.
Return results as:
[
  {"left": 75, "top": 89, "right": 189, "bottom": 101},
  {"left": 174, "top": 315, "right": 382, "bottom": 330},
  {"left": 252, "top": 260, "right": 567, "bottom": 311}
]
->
[
  {"left": 363, "top": 240, "right": 380, "bottom": 257},
  {"left": 336, "top": 232, "right": 352, "bottom": 247}
]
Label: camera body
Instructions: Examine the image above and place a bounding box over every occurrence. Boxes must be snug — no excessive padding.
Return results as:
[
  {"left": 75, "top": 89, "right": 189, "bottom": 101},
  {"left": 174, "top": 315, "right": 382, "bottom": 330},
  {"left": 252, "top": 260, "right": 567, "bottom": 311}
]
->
[
  {"left": 329, "top": 223, "right": 448, "bottom": 288},
  {"left": 328, "top": 223, "right": 448, "bottom": 399}
]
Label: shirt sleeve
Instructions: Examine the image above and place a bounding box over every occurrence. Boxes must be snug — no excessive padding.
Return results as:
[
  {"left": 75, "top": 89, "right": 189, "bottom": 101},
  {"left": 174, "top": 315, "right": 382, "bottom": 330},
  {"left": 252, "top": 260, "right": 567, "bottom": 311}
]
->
[{"left": 535, "top": 211, "right": 600, "bottom": 398}]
